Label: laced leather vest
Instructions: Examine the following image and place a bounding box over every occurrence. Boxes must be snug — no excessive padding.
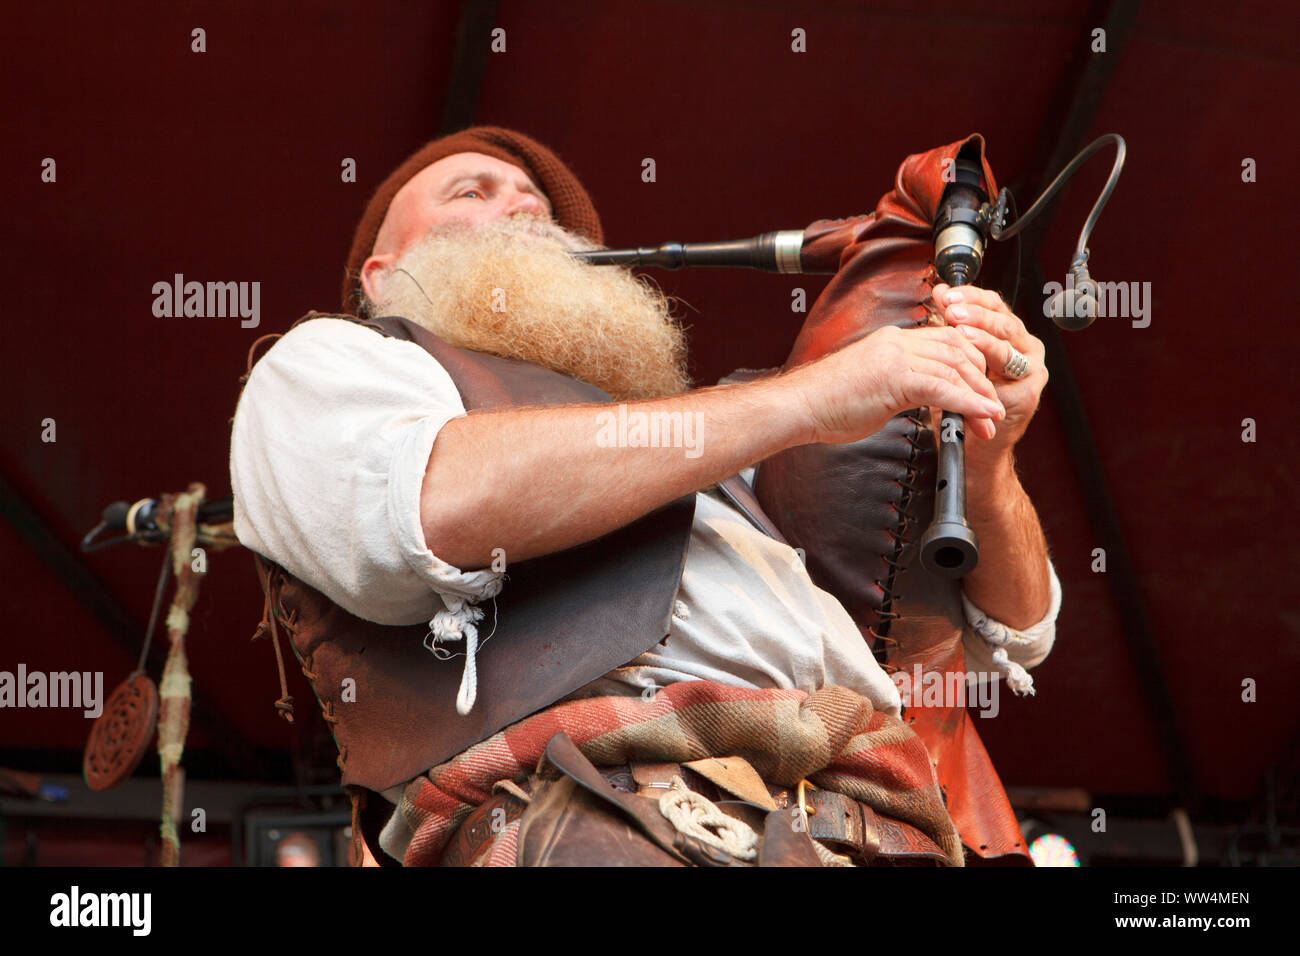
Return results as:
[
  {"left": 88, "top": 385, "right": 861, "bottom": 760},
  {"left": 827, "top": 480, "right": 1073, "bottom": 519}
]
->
[{"left": 246, "top": 313, "right": 696, "bottom": 793}]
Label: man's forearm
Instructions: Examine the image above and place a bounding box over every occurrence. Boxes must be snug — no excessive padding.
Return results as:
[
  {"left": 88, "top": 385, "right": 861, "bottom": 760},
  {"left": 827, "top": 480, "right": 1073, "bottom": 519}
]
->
[
  {"left": 420, "top": 322, "right": 1007, "bottom": 570},
  {"left": 962, "top": 453, "right": 1052, "bottom": 630},
  {"left": 421, "top": 377, "right": 809, "bottom": 568}
]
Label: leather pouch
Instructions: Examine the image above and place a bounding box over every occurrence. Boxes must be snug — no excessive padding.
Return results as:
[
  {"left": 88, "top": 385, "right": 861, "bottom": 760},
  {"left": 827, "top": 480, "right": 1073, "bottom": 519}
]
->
[{"left": 517, "top": 775, "right": 687, "bottom": 867}]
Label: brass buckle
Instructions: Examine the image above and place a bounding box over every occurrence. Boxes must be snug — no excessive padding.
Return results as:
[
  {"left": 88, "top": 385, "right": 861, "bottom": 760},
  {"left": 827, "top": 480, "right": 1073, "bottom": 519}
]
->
[{"left": 796, "top": 778, "right": 817, "bottom": 818}]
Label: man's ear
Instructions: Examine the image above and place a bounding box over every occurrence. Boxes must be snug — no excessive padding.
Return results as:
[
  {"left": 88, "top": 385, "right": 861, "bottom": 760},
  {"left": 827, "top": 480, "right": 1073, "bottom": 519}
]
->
[{"left": 360, "top": 252, "right": 398, "bottom": 304}]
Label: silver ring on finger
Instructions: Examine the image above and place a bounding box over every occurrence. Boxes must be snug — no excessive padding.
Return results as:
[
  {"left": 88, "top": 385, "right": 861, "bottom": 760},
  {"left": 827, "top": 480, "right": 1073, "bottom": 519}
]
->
[{"left": 1002, "top": 346, "right": 1030, "bottom": 380}]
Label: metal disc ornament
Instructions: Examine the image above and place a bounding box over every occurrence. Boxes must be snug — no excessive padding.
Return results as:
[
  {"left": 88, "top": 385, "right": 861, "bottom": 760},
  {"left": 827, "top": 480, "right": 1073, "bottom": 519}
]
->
[{"left": 83, "top": 673, "right": 159, "bottom": 791}]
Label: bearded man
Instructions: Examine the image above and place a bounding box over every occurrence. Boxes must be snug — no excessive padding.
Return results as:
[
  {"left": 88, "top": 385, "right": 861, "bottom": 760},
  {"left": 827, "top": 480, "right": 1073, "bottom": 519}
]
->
[{"left": 230, "top": 126, "right": 1060, "bottom": 867}]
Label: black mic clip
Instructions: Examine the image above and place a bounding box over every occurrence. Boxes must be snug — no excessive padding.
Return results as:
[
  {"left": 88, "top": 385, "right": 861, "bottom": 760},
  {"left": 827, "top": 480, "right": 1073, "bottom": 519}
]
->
[
  {"left": 986, "top": 188, "right": 1010, "bottom": 234},
  {"left": 81, "top": 497, "right": 168, "bottom": 552}
]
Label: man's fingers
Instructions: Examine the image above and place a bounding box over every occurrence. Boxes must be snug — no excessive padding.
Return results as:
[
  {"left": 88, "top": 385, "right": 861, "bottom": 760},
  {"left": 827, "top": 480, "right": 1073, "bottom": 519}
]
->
[
  {"left": 935, "top": 282, "right": 1010, "bottom": 316},
  {"left": 903, "top": 358, "right": 1002, "bottom": 426},
  {"left": 910, "top": 325, "right": 990, "bottom": 375},
  {"left": 908, "top": 328, "right": 999, "bottom": 400},
  {"left": 910, "top": 339, "right": 1000, "bottom": 402},
  {"left": 945, "top": 301, "right": 1026, "bottom": 345},
  {"left": 924, "top": 403, "right": 996, "bottom": 442},
  {"left": 935, "top": 284, "right": 1033, "bottom": 349},
  {"left": 950, "top": 324, "right": 1029, "bottom": 380}
]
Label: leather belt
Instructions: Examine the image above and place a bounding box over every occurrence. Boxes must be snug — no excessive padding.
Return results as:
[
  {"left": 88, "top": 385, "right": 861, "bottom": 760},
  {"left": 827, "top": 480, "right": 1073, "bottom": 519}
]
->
[
  {"left": 618, "top": 757, "right": 949, "bottom": 865},
  {"left": 442, "top": 733, "right": 952, "bottom": 866},
  {"left": 772, "top": 785, "right": 951, "bottom": 865}
]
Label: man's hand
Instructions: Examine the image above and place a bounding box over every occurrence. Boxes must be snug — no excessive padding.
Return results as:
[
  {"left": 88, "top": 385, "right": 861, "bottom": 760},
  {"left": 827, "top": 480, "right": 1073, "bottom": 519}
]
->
[
  {"left": 927, "top": 282, "right": 1053, "bottom": 629},
  {"left": 784, "top": 323, "right": 1007, "bottom": 446},
  {"left": 929, "top": 282, "right": 1048, "bottom": 468}
]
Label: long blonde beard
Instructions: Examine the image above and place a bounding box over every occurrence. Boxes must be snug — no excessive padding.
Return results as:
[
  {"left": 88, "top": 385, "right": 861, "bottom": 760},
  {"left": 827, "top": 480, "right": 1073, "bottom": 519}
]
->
[{"left": 363, "top": 215, "right": 692, "bottom": 400}]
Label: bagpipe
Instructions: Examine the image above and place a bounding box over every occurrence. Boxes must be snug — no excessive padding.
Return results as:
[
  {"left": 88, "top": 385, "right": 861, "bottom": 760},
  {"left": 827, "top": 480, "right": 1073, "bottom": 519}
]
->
[{"left": 574, "top": 132, "right": 1125, "bottom": 579}]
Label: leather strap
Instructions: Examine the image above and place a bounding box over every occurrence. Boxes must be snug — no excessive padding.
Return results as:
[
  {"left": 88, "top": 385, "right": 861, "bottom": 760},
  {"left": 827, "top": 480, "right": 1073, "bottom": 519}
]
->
[
  {"left": 716, "top": 475, "right": 789, "bottom": 544},
  {"left": 517, "top": 775, "right": 688, "bottom": 867},
  {"left": 440, "top": 787, "right": 530, "bottom": 866},
  {"left": 758, "top": 809, "right": 825, "bottom": 867},
  {"left": 806, "top": 789, "right": 880, "bottom": 864},
  {"left": 681, "top": 755, "right": 778, "bottom": 812},
  {"left": 542, "top": 732, "right": 738, "bottom": 866},
  {"left": 767, "top": 785, "right": 952, "bottom": 866},
  {"left": 629, "top": 762, "right": 680, "bottom": 793}
]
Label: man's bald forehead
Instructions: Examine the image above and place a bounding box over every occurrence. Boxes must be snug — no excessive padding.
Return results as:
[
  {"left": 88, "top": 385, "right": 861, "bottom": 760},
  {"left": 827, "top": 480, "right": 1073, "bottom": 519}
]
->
[
  {"left": 372, "top": 152, "right": 554, "bottom": 258},
  {"left": 427, "top": 152, "right": 554, "bottom": 213}
]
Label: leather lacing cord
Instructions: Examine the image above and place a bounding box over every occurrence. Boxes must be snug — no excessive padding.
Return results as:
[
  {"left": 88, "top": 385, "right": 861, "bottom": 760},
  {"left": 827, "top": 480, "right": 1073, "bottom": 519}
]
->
[
  {"left": 873, "top": 284, "right": 945, "bottom": 674},
  {"left": 869, "top": 409, "right": 927, "bottom": 674},
  {"left": 238, "top": 313, "right": 361, "bottom": 383},
  {"left": 229, "top": 333, "right": 287, "bottom": 430},
  {"left": 250, "top": 556, "right": 366, "bottom": 864},
  {"left": 250, "top": 558, "right": 296, "bottom": 723},
  {"left": 251, "top": 559, "right": 353, "bottom": 771},
  {"left": 347, "top": 786, "right": 366, "bottom": 866},
  {"left": 242, "top": 333, "right": 284, "bottom": 382}
]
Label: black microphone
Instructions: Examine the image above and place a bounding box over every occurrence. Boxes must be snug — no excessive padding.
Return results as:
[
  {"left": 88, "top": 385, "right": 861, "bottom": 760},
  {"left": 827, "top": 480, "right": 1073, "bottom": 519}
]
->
[
  {"left": 101, "top": 496, "right": 233, "bottom": 535},
  {"left": 572, "top": 231, "right": 814, "bottom": 273}
]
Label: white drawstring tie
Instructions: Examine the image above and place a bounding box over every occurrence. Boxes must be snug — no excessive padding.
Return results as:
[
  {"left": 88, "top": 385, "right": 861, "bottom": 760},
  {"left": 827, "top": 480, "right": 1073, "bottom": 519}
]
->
[{"left": 424, "top": 589, "right": 500, "bottom": 715}]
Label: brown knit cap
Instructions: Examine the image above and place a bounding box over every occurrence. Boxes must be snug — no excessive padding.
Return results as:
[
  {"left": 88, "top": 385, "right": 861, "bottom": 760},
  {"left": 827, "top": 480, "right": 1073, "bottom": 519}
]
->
[{"left": 342, "top": 125, "right": 604, "bottom": 312}]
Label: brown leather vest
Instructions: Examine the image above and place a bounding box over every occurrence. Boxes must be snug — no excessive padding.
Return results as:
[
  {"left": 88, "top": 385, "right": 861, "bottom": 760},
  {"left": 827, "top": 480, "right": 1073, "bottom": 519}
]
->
[
  {"left": 246, "top": 313, "right": 696, "bottom": 792},
  {"left": 754, "top": 134, "right": 1032, "bottom": 864}
]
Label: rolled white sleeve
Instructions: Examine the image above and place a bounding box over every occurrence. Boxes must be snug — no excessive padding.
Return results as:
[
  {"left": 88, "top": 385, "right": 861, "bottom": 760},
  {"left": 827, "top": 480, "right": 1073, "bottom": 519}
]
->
[
  {"left": 960, "top": 556, "right": 1061, "bottom": 693},
  {"left": 230, "top": 317, "right": 504, "bottom": 625}
]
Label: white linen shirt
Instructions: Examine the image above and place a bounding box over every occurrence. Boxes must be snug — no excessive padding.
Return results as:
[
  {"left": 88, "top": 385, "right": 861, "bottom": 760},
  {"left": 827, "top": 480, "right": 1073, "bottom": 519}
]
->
[{"left": 230, "top": 318, "right": 1060, "bottom": 722}]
